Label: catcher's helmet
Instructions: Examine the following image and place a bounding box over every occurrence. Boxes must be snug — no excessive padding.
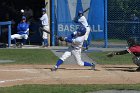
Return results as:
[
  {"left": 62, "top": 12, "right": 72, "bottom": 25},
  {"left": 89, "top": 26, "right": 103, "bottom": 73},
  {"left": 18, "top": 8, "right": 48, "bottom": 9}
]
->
[
  {"left": 77, "top": 26, "right": 86, "bottom": 36},
  {"left": 127, "top": 37, "right": 140, "bottom": 47}
]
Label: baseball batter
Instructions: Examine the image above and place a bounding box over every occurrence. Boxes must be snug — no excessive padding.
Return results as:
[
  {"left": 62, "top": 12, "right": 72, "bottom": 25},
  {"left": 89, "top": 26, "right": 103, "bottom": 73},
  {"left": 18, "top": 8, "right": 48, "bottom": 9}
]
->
[
  {"left": 11, "top": 16, "right": 29, "bottom": 46},
  {"left": 74, "top": 10, "right": 91, "bottom": 50},
  {"left": 107, "top": 37, "right": 140, "bottom": 71},
  {"left": 51, "top": 26, "right": 96, "bottom": 71},
  {"left": 40, "top": 8, "right": 49, "bottom": 47}
]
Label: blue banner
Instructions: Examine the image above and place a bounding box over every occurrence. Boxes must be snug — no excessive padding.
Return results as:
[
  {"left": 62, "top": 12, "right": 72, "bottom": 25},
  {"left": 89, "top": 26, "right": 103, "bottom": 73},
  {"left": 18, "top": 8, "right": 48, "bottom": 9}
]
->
[
  {"left": 88, "top": 0, "right": 104, "bottom": 40},
  {"left": 56, "top": 0, "right": 105, "bottom": 40}
]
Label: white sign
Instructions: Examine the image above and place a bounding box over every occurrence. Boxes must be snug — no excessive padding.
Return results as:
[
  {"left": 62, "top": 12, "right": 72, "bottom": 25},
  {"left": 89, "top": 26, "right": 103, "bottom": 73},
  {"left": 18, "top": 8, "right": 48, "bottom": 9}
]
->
[{"left": 58, "top": 24, "right": 103, "bottom": 32}]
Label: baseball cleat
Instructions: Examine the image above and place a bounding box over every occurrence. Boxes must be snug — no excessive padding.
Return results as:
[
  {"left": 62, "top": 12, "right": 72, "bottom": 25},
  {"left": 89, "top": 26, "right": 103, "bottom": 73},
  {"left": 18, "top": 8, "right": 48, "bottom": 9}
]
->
[
  {"left": 51, "top": 66, "right": 58, "bottom": 71},
  {"left": 16, "top": 42, "right": 23, "bottom": 48},
  {"left": 91, "top": 63, "right": 96, "bottom": 70},
  {"left": 136, "top": 67, "right": 140, "bottom": 72}
]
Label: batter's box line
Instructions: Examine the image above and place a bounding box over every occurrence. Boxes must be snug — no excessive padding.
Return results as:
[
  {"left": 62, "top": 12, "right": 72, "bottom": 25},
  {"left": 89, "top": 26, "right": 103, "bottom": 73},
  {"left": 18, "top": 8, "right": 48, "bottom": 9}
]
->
[{"left": 0, "top": 77, "right": 42, "bottom": 84}]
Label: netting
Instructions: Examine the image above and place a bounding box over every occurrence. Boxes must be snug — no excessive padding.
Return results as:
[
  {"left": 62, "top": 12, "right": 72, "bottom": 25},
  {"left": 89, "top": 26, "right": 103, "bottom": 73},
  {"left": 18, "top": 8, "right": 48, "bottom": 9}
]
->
[{"left": 107, "top": 0, "right": 140, "bottom": 48}]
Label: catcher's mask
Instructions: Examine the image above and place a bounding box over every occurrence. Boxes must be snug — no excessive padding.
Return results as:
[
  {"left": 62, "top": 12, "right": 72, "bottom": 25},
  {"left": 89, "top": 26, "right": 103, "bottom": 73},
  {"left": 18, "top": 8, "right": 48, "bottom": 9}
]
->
[
  {"left": 127, "top": 37, "right": 140, "bottom": 47},
  {"left": 132, "top": 56, "right": 140, "bottom": 66}
]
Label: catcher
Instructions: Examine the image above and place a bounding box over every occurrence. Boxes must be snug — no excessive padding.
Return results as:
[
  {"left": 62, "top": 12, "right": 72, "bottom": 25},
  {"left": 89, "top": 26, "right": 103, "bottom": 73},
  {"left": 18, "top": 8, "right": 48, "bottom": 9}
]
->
[{"left": 107, "top": 37, "right": 140, "bottom": 71}]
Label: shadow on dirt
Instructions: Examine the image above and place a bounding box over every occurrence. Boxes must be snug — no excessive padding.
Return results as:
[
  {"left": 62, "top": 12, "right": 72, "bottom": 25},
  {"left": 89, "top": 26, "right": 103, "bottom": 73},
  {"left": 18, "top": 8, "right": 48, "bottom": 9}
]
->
[{"left": 103, "top": 66, "right": 139, "bottom": 72}]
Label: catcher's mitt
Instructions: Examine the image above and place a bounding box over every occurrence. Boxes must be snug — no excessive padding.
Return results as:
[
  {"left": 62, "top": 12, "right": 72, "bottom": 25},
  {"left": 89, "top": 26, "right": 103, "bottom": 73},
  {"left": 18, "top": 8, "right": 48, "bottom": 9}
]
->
[
  {"left": 58, "top": 36, "right": 65, "bottom": 41},
  {"left": 106, "top": 52, "right": 116, "bottom": 57}
]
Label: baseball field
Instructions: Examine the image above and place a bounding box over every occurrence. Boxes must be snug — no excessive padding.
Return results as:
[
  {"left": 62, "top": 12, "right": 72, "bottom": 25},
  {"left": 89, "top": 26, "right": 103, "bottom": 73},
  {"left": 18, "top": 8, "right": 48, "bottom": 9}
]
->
[{"left": 0, "top": 48, "right": 140, "bottom": 93}]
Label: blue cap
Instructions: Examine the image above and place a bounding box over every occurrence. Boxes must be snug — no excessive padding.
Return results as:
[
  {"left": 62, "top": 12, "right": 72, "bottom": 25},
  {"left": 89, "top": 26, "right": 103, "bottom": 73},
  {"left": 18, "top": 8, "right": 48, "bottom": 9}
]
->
[
  {"left": 78, "top": 10, "right": 83, "bottom": 16},
  {"left": 22, "top": 16, "right": 26, "bottom": 20},
  {"left": 78, "top": 10, "right": 83, "bottom": 14}
]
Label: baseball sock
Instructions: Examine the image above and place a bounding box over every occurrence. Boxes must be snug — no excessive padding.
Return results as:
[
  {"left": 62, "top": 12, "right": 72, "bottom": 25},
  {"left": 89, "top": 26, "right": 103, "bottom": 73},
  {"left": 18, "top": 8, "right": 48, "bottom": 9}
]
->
[
  {"left": 84, "top": 62, "right": 92, "bottom": 66},
  {"left": 22, "top": 39, "right": 27, "bottom": 45},
  {"left": 55, "top": 59, "right": 63, "bottom": 68},
  {"left": 12, "top": 39, "right": 16, "bottom": 44},
  {"left": 44, "top": 39, "right": 48, "bottom": 46}
]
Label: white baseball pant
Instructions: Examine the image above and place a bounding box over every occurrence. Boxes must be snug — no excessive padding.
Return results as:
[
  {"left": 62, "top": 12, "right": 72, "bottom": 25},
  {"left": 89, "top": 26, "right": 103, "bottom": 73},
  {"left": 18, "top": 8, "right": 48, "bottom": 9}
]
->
[
  {"left": 84, "top": 26, "right": 90, "bottom": 40},
  {"left": 42, "top": 25, "right": 49, "bottom": 39},
  {"left": 60, "top": 46, "right": 84, "bottom": 66},
  {"left": 11, "top": 34, "right": 28, "bottom": 40}
]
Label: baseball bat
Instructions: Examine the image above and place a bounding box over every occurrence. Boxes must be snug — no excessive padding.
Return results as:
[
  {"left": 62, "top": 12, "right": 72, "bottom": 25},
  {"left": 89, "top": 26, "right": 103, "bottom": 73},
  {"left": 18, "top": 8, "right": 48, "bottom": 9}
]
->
[
  {"left": 73, "top": 7, "right": 90, "bottom": 22},
  {"left": 39, "top": 27, "right": 58, "bottom": 38},
  {"left": 83, "top": 7, "right": 90, "bottom": 14},
  {"left": 45, "top": 2, "right": 48, "bottom": 7}
]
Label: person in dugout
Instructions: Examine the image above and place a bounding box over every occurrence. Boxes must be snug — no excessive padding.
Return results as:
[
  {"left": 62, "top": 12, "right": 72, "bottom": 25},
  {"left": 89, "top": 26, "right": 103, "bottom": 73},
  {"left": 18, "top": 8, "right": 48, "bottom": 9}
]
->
[
  {"left": 11, "top": 16, "right": 29, "bottom": 48},
  {"left": 107, "top": 37, "right": 140, "bottom": 71}
]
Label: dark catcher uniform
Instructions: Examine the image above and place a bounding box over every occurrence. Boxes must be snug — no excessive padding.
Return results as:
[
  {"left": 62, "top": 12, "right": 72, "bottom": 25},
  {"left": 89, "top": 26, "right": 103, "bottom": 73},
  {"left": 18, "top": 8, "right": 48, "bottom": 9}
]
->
[{"left": 107, "top": 37, "right": 140, "bottom": 71}]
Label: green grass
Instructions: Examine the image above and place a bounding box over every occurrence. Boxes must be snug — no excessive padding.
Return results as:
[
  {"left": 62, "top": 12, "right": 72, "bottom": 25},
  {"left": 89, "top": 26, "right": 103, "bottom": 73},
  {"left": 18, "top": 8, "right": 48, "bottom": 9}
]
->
[
  {"left": 0, "top": 84, "right": 140, "bottom": 93},
  {"left": 108, "top": 39, "right": 126, "bottom": 43},
  {"left": 0, "top": 49, "right": 133, "bottom": 65},
  {"left": 0, "top": 49, "right": 58, "bottom": 64},
  {"left": 0, "top": 50, "right": 138, "bottom": 92},
  {"left": 88, "top": 52, "right": 133, "bottom": 65}
]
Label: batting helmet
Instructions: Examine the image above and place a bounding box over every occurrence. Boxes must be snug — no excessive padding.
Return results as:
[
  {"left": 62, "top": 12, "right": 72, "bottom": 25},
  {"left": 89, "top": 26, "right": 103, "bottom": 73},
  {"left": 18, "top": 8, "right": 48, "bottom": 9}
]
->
[
  {"left": 127, "top": 37, "right": 140, "bottom": 47},
  {"left": 42, "top": 8, "right": 47, "bottom": 12},
  {"left": 78, "top": 10, "right": 83, "bottom": 16},
  {"left": 77, "top": 26, "right": 86, "bottom": 36}
]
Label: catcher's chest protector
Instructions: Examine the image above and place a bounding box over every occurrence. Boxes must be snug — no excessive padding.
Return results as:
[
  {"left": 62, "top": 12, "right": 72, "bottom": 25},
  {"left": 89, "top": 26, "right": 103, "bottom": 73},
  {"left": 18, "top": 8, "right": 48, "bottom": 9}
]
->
[{"left": 129, "top": 46, "right": 140, "bottom": 53}]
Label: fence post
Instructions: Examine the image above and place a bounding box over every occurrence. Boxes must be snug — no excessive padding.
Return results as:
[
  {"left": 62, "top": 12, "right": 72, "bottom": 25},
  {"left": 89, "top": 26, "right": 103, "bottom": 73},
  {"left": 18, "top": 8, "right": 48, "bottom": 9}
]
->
[
  {"left": 0, "top": 21, "right": 12, "bottom": 48},
  {"left": 8, "top": 24, "right": 11, "bottom": 48},
  {"left": 104, "top": 0, "right": 108, "bottom": 48},
  {"left": 51, "top": 0, "right": 55, "bottom": 46}
]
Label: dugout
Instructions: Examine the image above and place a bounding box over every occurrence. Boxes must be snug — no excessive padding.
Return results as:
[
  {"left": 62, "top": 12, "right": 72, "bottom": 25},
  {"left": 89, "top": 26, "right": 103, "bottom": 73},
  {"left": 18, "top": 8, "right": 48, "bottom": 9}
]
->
[{"left": 0, "top": 0, "right": 47, "bottom": 45}]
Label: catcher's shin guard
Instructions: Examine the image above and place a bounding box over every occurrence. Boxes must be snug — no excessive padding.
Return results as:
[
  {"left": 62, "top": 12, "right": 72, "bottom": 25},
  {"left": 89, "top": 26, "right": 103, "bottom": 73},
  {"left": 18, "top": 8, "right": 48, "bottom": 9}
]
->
[{"left": 132, "top": 56, "right": 140, "bottom": 66}]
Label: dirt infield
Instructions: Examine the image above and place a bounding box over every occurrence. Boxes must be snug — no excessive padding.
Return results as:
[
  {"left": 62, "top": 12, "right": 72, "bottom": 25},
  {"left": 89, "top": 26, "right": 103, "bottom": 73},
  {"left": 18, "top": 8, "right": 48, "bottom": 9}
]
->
[{"left": 0, "top": 64, "right": 140, "bottom": 87}]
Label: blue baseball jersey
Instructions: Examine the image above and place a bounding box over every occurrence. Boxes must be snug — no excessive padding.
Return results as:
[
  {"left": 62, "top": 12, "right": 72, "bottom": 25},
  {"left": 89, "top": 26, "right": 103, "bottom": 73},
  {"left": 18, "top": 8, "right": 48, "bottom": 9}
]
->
[{"left": 17, "top": 22, "right": 29, "bottom": 35}]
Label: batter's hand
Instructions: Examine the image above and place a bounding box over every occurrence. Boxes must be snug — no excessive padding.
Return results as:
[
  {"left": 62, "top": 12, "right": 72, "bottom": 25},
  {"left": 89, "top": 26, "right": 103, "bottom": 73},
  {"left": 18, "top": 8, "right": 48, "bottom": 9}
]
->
[
  {"left": 73, "top": 17, "right": 78, "bottom": 23},
  {"left": 58, "top": 36, "right": 65, "bottom": 41},
  {"left": 106, "top": 52, "right": 115, "bottom": 57}
]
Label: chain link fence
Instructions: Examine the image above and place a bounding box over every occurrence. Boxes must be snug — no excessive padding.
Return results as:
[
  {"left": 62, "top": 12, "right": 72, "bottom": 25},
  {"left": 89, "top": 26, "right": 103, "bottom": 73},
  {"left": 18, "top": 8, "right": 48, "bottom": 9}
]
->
[
  {"left": 107, "top": 0, "right": 140, "bottom": 48},
  {"left": 91, "top": 0, "right": 140, "bottom": 48}
]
